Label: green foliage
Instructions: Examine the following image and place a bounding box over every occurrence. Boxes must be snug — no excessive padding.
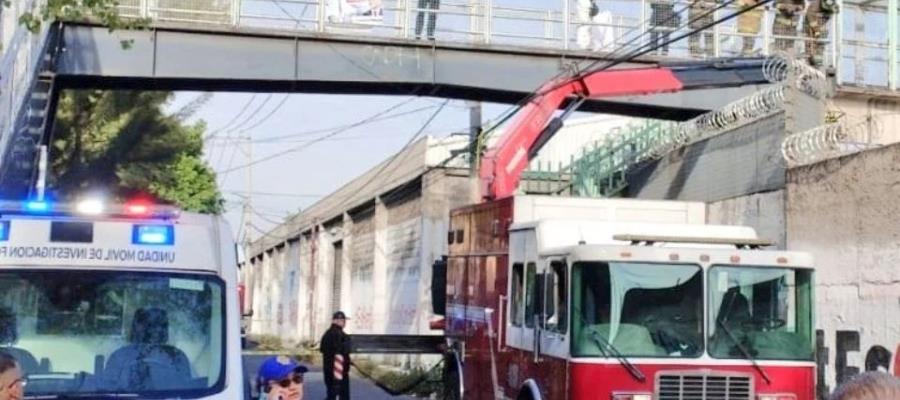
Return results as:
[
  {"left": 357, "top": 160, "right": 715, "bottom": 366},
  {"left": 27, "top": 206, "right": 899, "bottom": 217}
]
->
[
  {"left": 13, "top": 0, "right": 146, "bottom": 32},
  {"left": 50, "top": 90, "right": 224, "bottom": 214}
]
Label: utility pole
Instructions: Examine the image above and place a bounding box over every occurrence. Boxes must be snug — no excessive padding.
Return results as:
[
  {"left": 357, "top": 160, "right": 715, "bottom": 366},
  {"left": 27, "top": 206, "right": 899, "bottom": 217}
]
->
[
  {"left": 467, "top": 101, "right": 482, "bottom": 202},
  {"left": 242, "top": 136, "right": 254, "bottom": 249}
]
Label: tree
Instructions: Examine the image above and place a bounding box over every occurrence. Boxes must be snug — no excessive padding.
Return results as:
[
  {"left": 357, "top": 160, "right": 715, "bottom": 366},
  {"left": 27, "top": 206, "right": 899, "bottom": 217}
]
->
[
  {"left": 3, "top": 0, "right": 135, "bottom": 30},
  {"left": 49, "top": 90, "right": 224, "bottom": 214}
]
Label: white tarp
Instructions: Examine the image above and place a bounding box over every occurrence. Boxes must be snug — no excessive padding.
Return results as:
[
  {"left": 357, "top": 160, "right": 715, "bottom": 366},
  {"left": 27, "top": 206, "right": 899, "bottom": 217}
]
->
[{"left": 326, "top": 0, "right": 384, "bottom": 25}]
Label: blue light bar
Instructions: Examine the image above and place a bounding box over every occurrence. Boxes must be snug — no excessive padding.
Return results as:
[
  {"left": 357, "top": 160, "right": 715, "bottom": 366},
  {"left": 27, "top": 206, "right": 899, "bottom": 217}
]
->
[
  {"left": 0, "top": 221, "right": 9, "bottom": 241},
  {"left": 24, "top": 201, "right": 51, "bottom": 213},
  {"left": 132, "top": 225, "right": 175, "bottom": 245}
]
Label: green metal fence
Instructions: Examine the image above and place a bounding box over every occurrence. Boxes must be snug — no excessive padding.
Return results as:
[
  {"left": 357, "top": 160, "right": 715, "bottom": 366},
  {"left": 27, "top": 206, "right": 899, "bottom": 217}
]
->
[{"left": 569, "top": 120, "right": 676, "bottom": 197}]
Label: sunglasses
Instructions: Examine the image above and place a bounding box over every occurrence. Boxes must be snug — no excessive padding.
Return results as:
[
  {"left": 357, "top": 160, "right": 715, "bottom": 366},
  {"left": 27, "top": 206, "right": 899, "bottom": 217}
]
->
[
  {"left": 5, "top": 378, "right": 26, "bottom": 390},
  {"left": 264, "top": 374, "right": 303, "bottom": 392}
]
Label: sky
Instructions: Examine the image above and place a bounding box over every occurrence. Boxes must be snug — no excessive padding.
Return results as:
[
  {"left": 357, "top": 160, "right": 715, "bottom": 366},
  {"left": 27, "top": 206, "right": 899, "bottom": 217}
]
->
[{"left": 167, "top": 93, "right": 510, "bottom": 243}]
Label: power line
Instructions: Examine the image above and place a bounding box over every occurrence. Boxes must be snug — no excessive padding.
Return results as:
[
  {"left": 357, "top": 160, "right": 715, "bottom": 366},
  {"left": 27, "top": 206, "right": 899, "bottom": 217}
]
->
[
  {"left": 214, "top": 94, "right": 275, "bottom": 170},
  {"left": 225, "top": 190, "right": 328, "bottom": 198},
  {"left": 218, "top": 97, "right": 419, "bottom": 174},
  {"left": 206, "top": 104, "right": 437, "bottom": 144},
  {"left": 326, "top": 99, "right": 450, "bottom": 213},
  {"left": 205, "top": 94, "right": 258, "bottom": 140}
]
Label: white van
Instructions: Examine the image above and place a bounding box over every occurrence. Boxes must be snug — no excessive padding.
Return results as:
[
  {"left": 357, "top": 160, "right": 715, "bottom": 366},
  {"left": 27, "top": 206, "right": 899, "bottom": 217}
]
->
[{"left": 0, "top": 199, "right": 243, "bottom": 399}]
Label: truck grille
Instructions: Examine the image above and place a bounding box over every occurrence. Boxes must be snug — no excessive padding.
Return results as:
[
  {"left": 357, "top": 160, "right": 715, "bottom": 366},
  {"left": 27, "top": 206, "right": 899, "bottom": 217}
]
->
[{"left": 656, "top": 371, "right": 753, "bottom": 400}]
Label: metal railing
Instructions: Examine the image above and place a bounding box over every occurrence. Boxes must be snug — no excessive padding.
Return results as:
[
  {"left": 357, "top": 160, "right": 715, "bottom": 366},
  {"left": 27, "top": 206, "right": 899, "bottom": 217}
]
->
[
  {"left": 0, "top": 0, "right": 50, "bottom": 164},
  {"left": 94, "top": 0, "right": 900, "bottom": 88}
]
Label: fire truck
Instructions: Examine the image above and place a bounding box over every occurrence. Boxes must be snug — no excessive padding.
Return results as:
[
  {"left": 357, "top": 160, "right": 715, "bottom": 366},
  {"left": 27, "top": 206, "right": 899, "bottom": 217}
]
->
[
  {"left": 421, "top": 58, "right": 817, "bottom": 400},
  {"left": 439, "top": 195, "right": 815, "bottom": 400}
]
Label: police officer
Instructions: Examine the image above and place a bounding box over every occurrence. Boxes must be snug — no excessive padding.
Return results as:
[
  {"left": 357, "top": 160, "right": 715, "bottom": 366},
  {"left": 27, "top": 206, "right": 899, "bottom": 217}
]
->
[
  {"left": 772, "top": 0, "right": 805, "bottom": 52},
  {"left": 320, "top": 311, "right": 351, "bottom": 400},
  {"left": 256, "top": 355, "right": 308, "bottom": 400},
  {"left": 804, "top": 0, "right": 837, "bottom": 66},
  {"left": 689, "top": 0, "right": 716, "bottom": 57},
  {"left": 736, "top": 0, "right": 764, "bottom": 55}
]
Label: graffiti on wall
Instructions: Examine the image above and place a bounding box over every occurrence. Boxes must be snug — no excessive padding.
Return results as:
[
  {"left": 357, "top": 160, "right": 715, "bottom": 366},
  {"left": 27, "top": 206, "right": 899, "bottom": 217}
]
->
[
  {"left": 816, "top": 329, "right": 898, "bottom": 399},
  {"left": 386, "top": 218, "right": 421, "bottom": 333}
]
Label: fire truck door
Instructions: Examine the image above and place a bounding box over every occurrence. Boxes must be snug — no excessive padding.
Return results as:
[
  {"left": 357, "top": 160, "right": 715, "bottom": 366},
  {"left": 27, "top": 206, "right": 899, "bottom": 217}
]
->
[{"left": 538, "top": 258, "right": 569, "bottom": 359}]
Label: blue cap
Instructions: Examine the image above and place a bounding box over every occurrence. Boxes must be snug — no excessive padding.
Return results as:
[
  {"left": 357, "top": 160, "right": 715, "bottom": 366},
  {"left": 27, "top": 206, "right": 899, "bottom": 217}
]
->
[{"left": 258, "top": 356, "right": 309, "bottom": 381}]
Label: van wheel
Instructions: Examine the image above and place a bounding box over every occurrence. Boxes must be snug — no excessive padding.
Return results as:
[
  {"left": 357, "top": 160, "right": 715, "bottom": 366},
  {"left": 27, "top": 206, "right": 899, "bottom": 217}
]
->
[
  {"left": 439, "top": 352, "right": 462, "bottom": 400},
  {"left": 517, "top": 390, "right": 535, "bottom": 400}
]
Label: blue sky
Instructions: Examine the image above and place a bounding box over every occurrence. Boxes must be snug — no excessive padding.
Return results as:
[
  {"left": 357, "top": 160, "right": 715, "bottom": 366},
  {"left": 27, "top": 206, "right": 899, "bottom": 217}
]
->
[{"left": 169, "top": 92, "right": 510, "bottom": 241}]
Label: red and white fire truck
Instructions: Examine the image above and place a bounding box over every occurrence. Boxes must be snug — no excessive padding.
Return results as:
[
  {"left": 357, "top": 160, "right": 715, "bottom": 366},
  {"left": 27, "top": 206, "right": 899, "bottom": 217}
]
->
[
  {"left": 439, "top": 195, "right": 815, "bottom": 400},
  {"left": 351, "top": 58, "right": 817, "bottom": 400},
  {"left": 433, "top": 58, "right": 815, "bottom": 400}
]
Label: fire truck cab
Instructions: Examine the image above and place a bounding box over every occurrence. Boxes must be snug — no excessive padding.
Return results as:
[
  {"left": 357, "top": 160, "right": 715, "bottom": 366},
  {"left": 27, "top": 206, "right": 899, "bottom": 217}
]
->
[
  {"left": 0, "top": 199, "right": 242, "bottom": 399},
  {"left": 444, "top": 195, "right": 815, "bottom": 400}
]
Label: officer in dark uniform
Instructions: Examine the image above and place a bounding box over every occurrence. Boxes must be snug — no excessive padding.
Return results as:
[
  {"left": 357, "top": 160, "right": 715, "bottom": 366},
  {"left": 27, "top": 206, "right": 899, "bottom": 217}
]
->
[
  {"left": 772, "top": 0, "right": 805, "bottom": 52},
  {"left": 804, "top": 0, "right": 838, "bottom": 66},
  {"left": 320, "top": 311, "right": 351, "bottom": 400}
]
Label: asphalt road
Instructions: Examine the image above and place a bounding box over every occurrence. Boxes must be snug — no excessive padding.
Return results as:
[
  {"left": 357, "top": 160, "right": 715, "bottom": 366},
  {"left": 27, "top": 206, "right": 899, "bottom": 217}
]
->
[{"left": 243, "top": 354, "right": 418, "bottom": 400}]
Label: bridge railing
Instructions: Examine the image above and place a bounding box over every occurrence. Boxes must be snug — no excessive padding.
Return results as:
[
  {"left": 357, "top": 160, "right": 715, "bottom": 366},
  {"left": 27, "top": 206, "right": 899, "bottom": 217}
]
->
[
  {"left": 109, "top": 1, "right": 900, "bottom": 85},
  {"left": 0, "top": 0, "right": 50, "bottom": 163}
]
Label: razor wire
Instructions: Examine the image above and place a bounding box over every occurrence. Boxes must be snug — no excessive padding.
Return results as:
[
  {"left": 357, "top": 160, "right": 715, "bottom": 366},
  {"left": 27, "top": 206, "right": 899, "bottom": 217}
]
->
[{"left": 781, "top": 118, "right": 878, "bottom": 166}]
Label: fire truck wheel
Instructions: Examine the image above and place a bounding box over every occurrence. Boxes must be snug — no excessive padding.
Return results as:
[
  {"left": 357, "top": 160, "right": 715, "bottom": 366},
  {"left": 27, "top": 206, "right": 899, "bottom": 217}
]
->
[{"left": 440, "top": 351, "right": 463, "bottom": 400}]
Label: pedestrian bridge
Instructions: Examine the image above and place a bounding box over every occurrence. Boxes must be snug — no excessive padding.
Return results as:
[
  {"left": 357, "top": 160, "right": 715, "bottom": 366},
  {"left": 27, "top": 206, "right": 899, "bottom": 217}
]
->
[{"left": 0, "top": 0, "right": 895, "bottom": 197}]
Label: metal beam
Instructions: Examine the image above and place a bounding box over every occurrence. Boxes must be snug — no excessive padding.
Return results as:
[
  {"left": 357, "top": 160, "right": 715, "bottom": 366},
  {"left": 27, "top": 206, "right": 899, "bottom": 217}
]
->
[{"left": 55, "top": 23, "right": 773, "bottom": 120}]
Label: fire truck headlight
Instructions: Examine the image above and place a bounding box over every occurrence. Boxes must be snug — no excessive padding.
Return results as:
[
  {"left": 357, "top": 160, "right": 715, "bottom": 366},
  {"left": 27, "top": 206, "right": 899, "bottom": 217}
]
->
[
  {"left": 758, "top": 394, "right": 797, "bottom": 400},
  {"left": 612, "top": 393, "right": 652, "bottom": 400}
]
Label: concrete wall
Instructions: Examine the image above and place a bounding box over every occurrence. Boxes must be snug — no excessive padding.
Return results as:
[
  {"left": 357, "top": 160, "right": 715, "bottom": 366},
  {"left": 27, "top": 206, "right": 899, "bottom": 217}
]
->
[
  {"left": 628, "top": 113, "right": 788, "bottom": 202},
  {"left": 707, "top": 190, "right": 787, "bottom": 249},
  {"left": 244, "top": 168, "right": 472, "bottom": 350},
  {"left": 833, "top": 88, "right": 900, "bottom": 146},
  {"left": 786, "top": 144, "right": 900, "bottom": 391}
]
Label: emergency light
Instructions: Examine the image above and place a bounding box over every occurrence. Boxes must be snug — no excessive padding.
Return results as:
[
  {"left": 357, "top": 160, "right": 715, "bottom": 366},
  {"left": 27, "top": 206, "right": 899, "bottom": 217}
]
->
[
  {"left": 0, "top": 199, "right": 181, "bottom": 219},
  {"left": 132, "top": 224, "right": 175, "bottom": 245},
  {"left": 0, "top": 221, "right": 8, "bottom": 241},
  {"left": 24, "top": 201, "right": 50, "bottom": 213}
]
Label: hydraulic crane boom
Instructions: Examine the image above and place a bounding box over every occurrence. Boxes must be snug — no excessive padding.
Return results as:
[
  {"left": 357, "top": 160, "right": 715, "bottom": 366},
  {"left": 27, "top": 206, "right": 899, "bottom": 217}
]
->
[{"left": 478, "top": 58, "right": 773, "bottom": 200}]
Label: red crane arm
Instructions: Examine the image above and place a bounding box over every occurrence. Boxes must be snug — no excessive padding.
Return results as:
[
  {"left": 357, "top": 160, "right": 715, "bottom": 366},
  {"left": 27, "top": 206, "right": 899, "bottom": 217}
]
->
[{"left": 479, "top": 67, "right": 684, "bottom": 200}]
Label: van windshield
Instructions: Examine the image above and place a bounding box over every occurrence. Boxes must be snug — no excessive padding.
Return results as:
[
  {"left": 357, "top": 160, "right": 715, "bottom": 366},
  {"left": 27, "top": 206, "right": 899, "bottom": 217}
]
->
[
  {"left": 571, "top": 262, "right": 704, "bottom": 358},
  {"left": 0, "top": 270, "right": 225, "bottom": 398}
]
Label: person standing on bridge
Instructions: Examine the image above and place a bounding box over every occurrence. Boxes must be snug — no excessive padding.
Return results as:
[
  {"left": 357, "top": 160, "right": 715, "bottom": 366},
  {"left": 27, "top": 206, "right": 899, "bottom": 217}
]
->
[
  {"left": 320, "top": 311, "right": 352, "bottom": 400},
  {"left": 415, "top": 0, "right": 441, "bottom": 40},
  {"left": 803, "top": 0, "right": 837, "bottom": 66},
  {"left": 688, "top": 0, "right": 716, "bottom": 57},
  {"left": 772, "top": 0, "right": 805, "bottom": 52},
  {"left": 649, "top": 0, "right": 679, "bottom": 56}
]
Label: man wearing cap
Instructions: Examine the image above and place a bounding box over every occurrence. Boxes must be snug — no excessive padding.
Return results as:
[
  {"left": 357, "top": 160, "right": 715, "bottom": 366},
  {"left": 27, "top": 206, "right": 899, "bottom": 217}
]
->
[
  {"left": 256, "top": 355, "right": 308, "bottom": 400},
  {"left": 320, "top": 311, "right": 352, "bottom": 400}
]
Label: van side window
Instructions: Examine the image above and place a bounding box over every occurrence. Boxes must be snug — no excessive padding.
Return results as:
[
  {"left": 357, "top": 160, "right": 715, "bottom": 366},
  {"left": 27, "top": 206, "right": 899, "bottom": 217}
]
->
[
  {"left": 545, "top": 260, "right": 568, "bottom": 333},
  {"left": 524, "top": 262, "right": 537, "bottom": 328},
  {"left": 510, "top": 263, "right": 524, "bottom": 326}
]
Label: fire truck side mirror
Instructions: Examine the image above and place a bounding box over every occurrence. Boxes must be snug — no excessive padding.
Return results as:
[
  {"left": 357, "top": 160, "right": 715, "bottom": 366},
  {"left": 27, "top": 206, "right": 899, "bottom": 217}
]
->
[{"left": 431, "top": 256, "right": 448, "bottom": 316}]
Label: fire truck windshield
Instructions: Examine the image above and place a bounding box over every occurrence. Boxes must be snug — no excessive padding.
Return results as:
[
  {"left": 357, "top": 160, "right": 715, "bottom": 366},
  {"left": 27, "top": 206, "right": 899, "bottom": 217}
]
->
[
  {"left": 571, "top": 262, "right": 704, "bottom": 358},
  {"left": 708, "top": 265, "right": 814, "bottom": 361},
  {"left": 0, "top": 270, "right": 225, "bottom": 398}
]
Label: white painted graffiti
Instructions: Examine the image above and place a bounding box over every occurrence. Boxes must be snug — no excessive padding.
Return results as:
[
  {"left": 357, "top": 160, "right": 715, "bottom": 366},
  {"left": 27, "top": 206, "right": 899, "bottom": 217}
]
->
[{"left": 362, "top": 45, "right": 422, "bottom": 69}]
